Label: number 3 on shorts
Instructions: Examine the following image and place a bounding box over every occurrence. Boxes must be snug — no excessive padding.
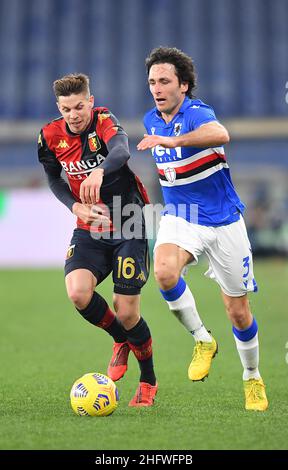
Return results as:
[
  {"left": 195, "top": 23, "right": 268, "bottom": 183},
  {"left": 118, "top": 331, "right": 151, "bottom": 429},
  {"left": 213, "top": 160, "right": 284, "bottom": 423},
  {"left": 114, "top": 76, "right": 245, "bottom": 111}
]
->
[{"left": 242, "top": 256, "right": 250, "bottom": 278}]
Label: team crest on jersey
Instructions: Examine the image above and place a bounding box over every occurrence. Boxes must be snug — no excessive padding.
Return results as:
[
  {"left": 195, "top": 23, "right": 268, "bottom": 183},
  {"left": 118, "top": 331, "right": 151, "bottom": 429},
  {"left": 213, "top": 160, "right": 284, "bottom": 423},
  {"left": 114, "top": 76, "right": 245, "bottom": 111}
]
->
[
  {"left": 164, "top": 167, "right": 176, "bottom": 184},
  {"left": 151, "top": 127, "right": 155, "bottom": 135},
  {"left": 57, "top": 139, "right": 69, "bottom": 149},
  {"left": 174, "top": 123, "right": 182, "bottom": 136},
  {"left": 88, "top": 132, "right": 101, "bottom": 152},
  {"left": 66, "top": 244, "right": 75, "bottom": 259}
]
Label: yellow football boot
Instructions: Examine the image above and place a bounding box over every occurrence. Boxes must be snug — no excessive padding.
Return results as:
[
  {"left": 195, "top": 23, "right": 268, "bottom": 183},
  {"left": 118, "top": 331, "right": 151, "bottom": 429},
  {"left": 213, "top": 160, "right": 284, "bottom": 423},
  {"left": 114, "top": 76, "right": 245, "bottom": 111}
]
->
[
  {"left": 188, "top": 335, "right": 218, "bottom": 381},
  {"left": 244, "top": 378, "right": 268, "bottom": 411}
]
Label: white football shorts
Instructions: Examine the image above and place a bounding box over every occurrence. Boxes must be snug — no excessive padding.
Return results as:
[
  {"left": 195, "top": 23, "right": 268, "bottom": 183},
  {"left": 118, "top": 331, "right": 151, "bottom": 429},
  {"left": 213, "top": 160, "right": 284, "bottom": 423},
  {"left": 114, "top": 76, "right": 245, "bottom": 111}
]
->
[{"left": 154, "top": 214, "right": 258, "bottom": 297}]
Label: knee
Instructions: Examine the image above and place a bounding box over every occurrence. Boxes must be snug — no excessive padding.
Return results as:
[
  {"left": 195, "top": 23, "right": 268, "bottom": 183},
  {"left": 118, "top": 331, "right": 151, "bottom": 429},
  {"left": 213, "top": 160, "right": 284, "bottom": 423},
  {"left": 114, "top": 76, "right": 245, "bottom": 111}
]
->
[
  {"left": 113, "top": 296, "right": 120, "bottom": 314},
  {"left": 225, "top": 300, "right": 252, "bottom": 329},
  {"left": 113, "top": 297, "right": 140, "bottom": 329},
  {"left": 117, "top": 309, "right": 139, "bottom": 329},
  {"left": 154, "top": 265, "right": 179, "bottom": 290},
  {"left": 67, "top": 287, "right": 93, "bottom": 310}
]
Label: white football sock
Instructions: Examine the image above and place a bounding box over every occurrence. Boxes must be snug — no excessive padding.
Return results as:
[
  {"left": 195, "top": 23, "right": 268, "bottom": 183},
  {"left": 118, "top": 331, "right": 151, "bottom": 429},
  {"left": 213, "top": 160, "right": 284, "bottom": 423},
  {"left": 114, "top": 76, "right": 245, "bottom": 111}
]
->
[
  {"left": 167, "top": 285, "right": 212, "bottom": 342},
  {"left": 233, "top": 332, "right": 261, "bottom": 380}
]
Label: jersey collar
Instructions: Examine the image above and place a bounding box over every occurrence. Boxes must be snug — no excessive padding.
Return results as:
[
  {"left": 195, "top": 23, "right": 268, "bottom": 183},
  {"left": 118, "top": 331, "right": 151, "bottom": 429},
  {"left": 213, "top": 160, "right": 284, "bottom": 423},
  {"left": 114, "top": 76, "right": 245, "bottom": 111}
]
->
[{"left": 178, "top": 96, "right": 194, "bottom": 113}]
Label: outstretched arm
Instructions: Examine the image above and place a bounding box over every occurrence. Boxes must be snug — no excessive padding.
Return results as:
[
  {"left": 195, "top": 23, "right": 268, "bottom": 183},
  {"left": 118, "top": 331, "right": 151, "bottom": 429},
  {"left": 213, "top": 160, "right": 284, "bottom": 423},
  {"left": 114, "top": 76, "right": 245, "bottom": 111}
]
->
[{"left": 137, "top": 121, "right": 229, "bottom": 151}]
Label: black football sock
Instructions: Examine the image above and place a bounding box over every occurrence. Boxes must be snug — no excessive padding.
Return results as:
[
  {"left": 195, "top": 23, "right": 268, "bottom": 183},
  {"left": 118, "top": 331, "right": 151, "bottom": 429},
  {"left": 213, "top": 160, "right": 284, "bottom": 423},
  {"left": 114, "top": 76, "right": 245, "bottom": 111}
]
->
[
  {"left": 125, "top": 317, "right": 156, "bottom": 386},
  {"left": 77, "top": 292, "right": 127, "bottom": 343}
]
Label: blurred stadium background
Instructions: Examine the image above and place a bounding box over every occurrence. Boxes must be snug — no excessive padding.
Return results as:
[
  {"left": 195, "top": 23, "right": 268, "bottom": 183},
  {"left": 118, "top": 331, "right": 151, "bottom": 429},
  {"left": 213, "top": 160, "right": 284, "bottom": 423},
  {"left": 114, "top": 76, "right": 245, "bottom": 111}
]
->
[
  {"left": 0, "top": 0, "right": 288, "bottom": 266},
  {"left": 1, "top": 0, "right": 288, "bottom": 452}
]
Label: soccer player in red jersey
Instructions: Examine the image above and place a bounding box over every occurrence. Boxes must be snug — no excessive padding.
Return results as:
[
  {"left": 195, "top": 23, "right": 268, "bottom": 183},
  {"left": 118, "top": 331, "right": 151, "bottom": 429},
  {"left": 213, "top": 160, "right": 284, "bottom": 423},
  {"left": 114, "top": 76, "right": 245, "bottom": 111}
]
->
[{"left": 38, "top": 73, "right": 157, "bottom": 406}]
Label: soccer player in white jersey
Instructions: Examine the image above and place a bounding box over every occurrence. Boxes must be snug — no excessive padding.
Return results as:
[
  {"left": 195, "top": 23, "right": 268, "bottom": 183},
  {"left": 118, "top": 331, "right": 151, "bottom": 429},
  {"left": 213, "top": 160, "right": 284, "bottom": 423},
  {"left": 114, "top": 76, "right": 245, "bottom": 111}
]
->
[{"left": 137, "top": 47, "right": 268, "bottom": 411}]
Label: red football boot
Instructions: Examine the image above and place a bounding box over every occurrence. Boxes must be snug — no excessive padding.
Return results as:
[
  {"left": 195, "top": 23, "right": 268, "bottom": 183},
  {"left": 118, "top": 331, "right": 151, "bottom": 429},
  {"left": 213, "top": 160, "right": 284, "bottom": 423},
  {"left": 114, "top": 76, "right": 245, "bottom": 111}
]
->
[
  {"left": 129, "top": 382, "right": 158, "bottom": 407},
  {"left": 107, "top": 341, "right": 130, "bottom": 382}
]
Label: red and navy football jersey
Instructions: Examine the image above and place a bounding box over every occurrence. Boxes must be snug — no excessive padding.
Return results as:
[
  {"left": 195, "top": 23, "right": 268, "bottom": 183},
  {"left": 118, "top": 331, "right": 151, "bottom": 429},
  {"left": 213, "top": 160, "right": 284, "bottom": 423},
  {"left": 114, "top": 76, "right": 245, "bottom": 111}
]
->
[{"left": 38, "top": 107, "right": 149, "bottom": 232}]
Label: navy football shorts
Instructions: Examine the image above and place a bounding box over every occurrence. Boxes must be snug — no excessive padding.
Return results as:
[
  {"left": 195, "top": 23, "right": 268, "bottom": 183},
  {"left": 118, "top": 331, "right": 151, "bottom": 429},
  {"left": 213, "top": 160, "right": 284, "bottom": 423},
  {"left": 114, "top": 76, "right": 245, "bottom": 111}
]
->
[{"left": 64, "top": 228, "right": 150, "bottom": 295}]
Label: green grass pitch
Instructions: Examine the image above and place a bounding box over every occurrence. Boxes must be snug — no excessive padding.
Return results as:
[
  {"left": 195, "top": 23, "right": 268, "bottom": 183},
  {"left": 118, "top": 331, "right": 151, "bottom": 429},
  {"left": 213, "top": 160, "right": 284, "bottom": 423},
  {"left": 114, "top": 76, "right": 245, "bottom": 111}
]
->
[{"left": 0, "top": 260, "right": 287, "bottom": 450}]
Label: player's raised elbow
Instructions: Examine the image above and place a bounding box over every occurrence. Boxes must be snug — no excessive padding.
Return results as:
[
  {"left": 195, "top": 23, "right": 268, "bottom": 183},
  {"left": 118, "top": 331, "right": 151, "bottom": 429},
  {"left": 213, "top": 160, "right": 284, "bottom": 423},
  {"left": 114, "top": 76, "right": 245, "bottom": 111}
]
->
[
  {"left": 219, "top": 127, "right": 230, "bottom": 145},
  {"left": 223, "top": 129, "right": 230, "bottom": 144},
  {"left": 117, "top": 144, "right": 130, "bottom": 163},
  {"left": 206, "top": 122, "right": 230, "bottom": 146}
]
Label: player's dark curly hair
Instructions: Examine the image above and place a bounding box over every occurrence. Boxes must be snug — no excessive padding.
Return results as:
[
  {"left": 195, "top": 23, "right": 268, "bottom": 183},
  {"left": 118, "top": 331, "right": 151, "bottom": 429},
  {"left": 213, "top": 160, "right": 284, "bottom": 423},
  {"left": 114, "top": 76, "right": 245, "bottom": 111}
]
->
[
  {"left": 145, "top": 47, "right": 197, "bottom": 98},
  {"left": 53, "top": 73, "right": 90, "bottom": 100}
]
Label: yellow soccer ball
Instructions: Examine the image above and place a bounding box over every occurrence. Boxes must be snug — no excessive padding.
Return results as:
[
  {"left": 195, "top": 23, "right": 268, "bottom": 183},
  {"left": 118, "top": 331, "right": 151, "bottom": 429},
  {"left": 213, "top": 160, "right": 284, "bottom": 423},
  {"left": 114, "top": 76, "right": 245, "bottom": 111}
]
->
[{"left": 70, "top": 372, "right": 119, "bottom": 417}]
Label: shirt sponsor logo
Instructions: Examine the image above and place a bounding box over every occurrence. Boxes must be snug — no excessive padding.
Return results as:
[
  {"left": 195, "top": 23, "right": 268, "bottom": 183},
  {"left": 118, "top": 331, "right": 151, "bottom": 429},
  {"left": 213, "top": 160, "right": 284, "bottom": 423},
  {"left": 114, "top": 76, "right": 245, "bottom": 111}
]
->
[
  {"left": 153, "top": 145, "right": 182, "bottom": 160},
  {"left": 60, "top": 156, "right": 105, "bottom": 175}
]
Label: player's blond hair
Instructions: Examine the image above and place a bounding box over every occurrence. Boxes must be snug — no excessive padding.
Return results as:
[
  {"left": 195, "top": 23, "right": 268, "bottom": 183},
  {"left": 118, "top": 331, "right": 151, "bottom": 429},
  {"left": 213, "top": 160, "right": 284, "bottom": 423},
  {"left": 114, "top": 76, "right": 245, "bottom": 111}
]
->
[{"left": 53, "top": 73, "right": 90, "bottom": 100}]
